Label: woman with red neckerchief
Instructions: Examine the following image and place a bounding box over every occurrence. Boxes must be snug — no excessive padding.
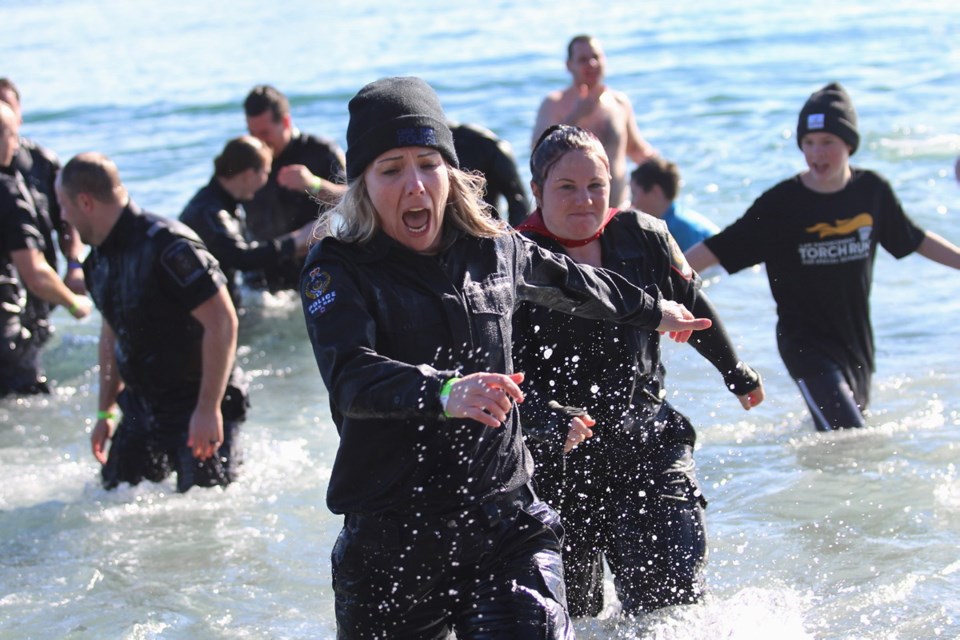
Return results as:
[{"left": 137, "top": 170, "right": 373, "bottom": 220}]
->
[{"left": 514, "top": 124, "right": 766, "bottom": 617}]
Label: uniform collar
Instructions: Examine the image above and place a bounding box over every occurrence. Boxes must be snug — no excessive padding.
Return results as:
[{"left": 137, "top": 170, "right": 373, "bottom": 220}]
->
[{"left": 98, "top": 201, "right": 142, "bottom": 254}]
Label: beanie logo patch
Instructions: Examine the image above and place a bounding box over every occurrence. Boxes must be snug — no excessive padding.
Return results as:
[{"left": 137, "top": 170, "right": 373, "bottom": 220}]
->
[
  {"left": 806, "top": 113, "right": 825, "bottom": 130},
  {"left": 396, "top": 127, "right": 438, "bottom": 147}
]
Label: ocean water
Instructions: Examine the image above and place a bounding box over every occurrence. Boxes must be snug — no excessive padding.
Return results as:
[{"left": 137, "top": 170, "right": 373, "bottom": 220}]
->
[{"left": 1, "top": 0, "right": 959, "bottom": 638}]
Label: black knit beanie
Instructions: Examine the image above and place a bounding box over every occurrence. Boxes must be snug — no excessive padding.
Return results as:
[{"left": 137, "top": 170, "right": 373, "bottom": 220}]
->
[
  {"left": 797, "top": 82, "right": 859, "bottom": 155},
  {"left": 345, "top": 76, "right": 459, "bottom": 181}
]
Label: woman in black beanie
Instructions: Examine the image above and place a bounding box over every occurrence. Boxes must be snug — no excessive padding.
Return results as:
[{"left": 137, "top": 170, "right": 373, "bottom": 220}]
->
[
  {"left": 686, "top": 82, "right": 960, "bottom": 432},
  {"left": 299, "top": 76, "right": 710, "bottom": 638}
]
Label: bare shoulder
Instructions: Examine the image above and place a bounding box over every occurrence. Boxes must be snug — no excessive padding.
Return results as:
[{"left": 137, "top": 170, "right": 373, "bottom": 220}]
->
[
  {"left": 539, "top": 88, "right": 569, "bottom": 109},
  {"left": 606, "top": 87, "right": 635, "bottom": 109}
]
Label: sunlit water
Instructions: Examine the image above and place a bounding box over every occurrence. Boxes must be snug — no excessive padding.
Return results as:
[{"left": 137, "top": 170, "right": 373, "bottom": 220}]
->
[{"left": 1, "top": 1, "right": 959, "bottom": 638}]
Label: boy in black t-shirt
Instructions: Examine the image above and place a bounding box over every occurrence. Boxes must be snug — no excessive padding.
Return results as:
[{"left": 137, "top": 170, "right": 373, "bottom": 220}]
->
[{"left": 686, "top": 82, "right": 960, "bottom": 431}]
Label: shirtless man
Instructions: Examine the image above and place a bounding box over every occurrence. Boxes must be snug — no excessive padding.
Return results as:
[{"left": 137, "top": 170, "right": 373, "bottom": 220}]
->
[{"left": 532, "top": 35, "right": 657, "bottom": 208}]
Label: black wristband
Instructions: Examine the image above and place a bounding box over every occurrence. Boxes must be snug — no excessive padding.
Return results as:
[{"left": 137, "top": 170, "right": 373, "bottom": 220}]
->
[{"left": 723, "top": 362, "right": 762, "bottom": 395}]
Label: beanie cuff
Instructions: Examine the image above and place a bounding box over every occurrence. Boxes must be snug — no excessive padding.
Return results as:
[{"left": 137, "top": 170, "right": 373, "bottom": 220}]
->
[{"left": 346, "top": 114, "right": 457, "bottom": 181}]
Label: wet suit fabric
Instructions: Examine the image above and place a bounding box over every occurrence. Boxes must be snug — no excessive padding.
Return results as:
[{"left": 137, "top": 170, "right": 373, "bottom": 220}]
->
[
  {"left": 515, "top": 210, "right": 759, "bottom": 615},
  {"left": 180, "top": 178, "right": 297, "bottom": 309}
]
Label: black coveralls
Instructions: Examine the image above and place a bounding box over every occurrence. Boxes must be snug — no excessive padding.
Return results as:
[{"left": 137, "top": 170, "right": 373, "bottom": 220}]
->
[
  {"left": 244, "top": 131, "right": 344, "bottom": 291},
  {"left": 180, "top": 178, "right": 298, "bottom": 309},
  {"left": 514, "top": 211, "right": 760, "bottom": 616},
  {"left": 85, "top": 204, "right": 247, "bottom": 492},
  {"left": 300, "top": 226, "right": 670, "bottom": 639}
]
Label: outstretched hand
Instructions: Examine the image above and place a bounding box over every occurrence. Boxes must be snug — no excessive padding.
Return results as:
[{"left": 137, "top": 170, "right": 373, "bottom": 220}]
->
[
  {"left": 444, "top": 372, "right": 525, "bottom": 428},
  {"left": 657, "top": 299, "right": 712, "bottom": 343}
]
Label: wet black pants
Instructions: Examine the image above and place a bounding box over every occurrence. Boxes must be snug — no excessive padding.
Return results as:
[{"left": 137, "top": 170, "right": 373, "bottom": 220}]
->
[
  {"left": 101, "top": 390, "right": 243, "bottom": 493},
  {"left": 332, "top": 487, "right": 575, "bottom": 639}
]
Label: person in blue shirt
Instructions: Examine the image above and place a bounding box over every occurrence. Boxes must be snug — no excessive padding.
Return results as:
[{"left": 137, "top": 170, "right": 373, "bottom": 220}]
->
[{"left": 631, "top": 157, "right": 718, "bottom": 251}]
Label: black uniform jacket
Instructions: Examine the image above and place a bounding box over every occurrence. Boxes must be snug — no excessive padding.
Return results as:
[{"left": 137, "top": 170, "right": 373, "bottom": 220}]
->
[
  {"left": 300, "top": 226, "right": 667, "bottom": 517},
  {"left": 515, "top": 210, "right": 755, "bottom": 451}
]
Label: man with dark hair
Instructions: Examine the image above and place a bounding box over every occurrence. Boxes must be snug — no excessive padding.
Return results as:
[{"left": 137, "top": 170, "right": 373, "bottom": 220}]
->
[
  {"left": 631, "top": 157, "right": 718, "bottom": 251},
  {"left": 180, "top": 135, "right": 313, "bottom": 311},
  {"left": 243, "top": 85, "right": 346, "bottom": 291},
  {"left": 532, "top": 35, "right": 657, "bottom": 208},
  {"left": 449, "top": 121, "right": 530, "bottom": 226},
  {"left": 0, "top": 101, "right": 91, "bottom": 396},
  {"left": 56, "top": 152, "right": 246, "bottom": 492}
]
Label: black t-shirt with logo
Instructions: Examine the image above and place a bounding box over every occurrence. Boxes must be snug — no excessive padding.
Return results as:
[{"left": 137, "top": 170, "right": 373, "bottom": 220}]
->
[{"left": 704, "top": 169, "right": 925, "bottom": 382}]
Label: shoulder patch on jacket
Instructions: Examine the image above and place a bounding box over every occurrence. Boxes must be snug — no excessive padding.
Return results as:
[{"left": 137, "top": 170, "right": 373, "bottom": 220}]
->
[
  {"left": 304, "top": 267, "right": 337, "bottom": 316},
  {"left": 160, "top": 240, "right": 207, "bottom": 287}
]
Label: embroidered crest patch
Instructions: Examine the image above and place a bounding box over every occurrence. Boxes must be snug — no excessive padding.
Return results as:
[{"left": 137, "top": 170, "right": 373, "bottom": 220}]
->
[
  {"left": 161, "top": 241, "right": 207, "bottom": 287},
  {"left": 304, "top": 267, "right": 337, "bottom": 316}
]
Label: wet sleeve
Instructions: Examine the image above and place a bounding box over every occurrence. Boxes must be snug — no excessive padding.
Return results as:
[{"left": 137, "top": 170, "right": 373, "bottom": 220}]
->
[
  {"left": 512, "top": 234, "right": 663, "bottom": 330},
  {"left": 686, "top": 292, "right": 761, "bottom": 395},
  {"left": 155, "top": 233, "right": 226, "bottom": 312},
  {"left": 201, "top": 208, "right": 295, "bottom": 272},
  {"left": 301, "top": 250, "right": 457, "bottom": 420}
]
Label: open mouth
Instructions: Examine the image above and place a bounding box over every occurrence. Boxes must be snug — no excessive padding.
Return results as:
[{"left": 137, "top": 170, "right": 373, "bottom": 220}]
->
[{"left": 401, "top": 208, "right": 430, "bottom": 234}]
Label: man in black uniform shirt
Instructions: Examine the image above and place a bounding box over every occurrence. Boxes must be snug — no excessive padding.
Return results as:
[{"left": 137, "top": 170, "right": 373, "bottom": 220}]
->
[
  {"left": 1, "top": 78, "right": 86, "bottom": 351},
  {"left": 56, "top": 152, "right": 246, "bottom": 492},
  {"left": 243, "top": 85, "right": 346, "bottom": 291},
  {"left": 449, "top": 121, "right": 530, "bottom": 226},
  {"left": 0, "top": 101, "right": 91, "bottom": 396},
  {"left": 180, "top": 135, "right": 313, "bottom": 311}
]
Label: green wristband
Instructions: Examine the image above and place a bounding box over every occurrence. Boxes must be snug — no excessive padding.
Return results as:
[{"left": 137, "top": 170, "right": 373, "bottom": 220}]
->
[
  {"left": 439, "top": 377, "right": 460, "bottom": 417},
  {"left": 97, "top": 410, "right": 115, "bottom": 421},
  {"left": 310, "top": 176, "right": 324, "bottom": 194}
]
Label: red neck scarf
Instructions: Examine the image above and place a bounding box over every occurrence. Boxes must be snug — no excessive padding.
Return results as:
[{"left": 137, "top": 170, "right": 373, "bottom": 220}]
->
[{"left": 516, "top": 207, "right": 620, "bottom": 248}]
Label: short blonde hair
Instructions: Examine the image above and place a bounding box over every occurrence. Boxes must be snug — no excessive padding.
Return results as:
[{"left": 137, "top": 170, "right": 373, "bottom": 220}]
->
[{"left": 319, "top": 163, "right": 507, "bottom": 244}]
